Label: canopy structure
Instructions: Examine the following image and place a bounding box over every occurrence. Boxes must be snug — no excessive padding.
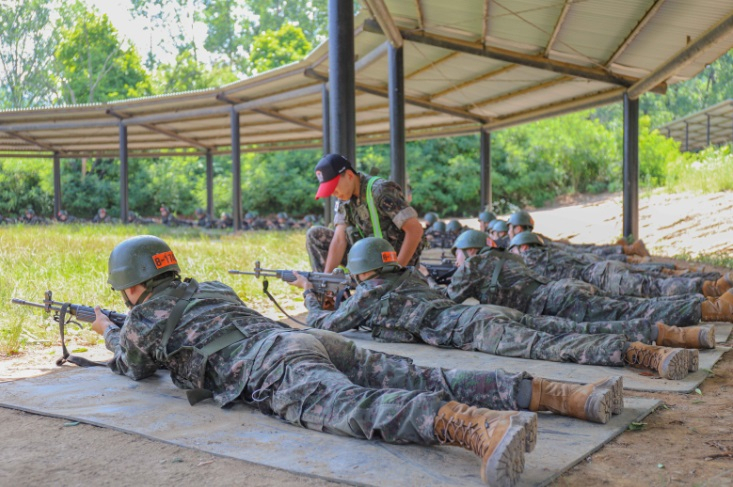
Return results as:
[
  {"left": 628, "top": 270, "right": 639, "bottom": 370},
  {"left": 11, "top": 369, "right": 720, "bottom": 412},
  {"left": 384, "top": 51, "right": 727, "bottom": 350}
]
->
[
  {"left": 2, "top": 0, "right": 733, "bottom": 233},
  {"left": 658, "top": 99, "right": 733, "bottom": 151}
]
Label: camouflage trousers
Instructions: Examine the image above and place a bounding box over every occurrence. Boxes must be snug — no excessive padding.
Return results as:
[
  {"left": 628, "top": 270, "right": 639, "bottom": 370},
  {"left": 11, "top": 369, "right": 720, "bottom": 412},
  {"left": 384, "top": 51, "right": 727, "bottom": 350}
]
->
[
  {"left": 305, "top": 226, "right": 348, "bottom": 272},
  {"left": 581, "top": 260, "right": 705, "bottom": 297},
  {"left": 527, "top": 278, "right": 704, "bottom": 326},
  {"left": 241, "top": 328, "right": 529, "bottom": 445},
  {"left": 422, "top": 304, "right": 633, "bottom": 367}
]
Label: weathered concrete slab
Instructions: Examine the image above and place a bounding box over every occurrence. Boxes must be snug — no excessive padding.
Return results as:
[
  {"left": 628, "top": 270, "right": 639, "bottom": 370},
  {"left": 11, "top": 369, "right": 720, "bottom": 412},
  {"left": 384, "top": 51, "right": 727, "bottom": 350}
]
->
[{"left": 0, "top": 368, "right": 659, "bottom": 487}]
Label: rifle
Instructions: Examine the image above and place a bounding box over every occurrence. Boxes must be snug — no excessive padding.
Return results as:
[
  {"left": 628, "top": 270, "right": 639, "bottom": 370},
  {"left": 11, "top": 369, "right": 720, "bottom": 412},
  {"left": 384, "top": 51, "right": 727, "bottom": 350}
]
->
[
  {"left": 11, "top": 290, "right": 127, "bottom": 367},
  {"left": 229, "top": 261, "right": 355, "bottom": 316},
  {"left": 422, "top": 259, "right": 457, "bottom": 285}
]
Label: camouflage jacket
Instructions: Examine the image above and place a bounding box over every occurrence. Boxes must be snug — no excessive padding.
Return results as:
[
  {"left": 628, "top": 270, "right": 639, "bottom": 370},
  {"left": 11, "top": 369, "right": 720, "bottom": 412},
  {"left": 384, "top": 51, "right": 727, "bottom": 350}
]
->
[
  {"left": 305, "top": 267, "right": 461, "bottom": 344},
  {"left": 334, "top": 173, "right": 424, "bottom": 266},
  {"left": 445, "top": 247, "right": 548, "bottom": 312},
  {"left": 103, "top": 280, "right": 291, "bottom": 407},
  {"left": 518, "top": 246, "right": 596, "bottom": 281}
]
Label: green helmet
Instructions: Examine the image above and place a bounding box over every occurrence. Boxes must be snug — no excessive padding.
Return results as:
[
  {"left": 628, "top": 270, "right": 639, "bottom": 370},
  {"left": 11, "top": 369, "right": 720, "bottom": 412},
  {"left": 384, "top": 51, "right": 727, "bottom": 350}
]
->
[
  {"left": 508, "top": 210, "right": 534, "bottom": 229},
  {"left": 277, "top": 212, "right": 288, "bottom": 219},
  {"left": 430, "top": 221, "right": 446, "bottom": 233},
  {"left": 508, "top": 232, "right": 544, "bottom": 250},
  {"left": 491, "top": 219, "right": 509, "bottom": 233},
  {"left": 424, "top": 212, "right": 439, "bottom": 225},
  {"left": 446, "top": 220, "right": 462, "bottom": 233},
  {"left": 478, "top": 211, "right": 496, "bottom": 223},
  {"left": 451, "top": 230, "right": 490, "bottom": 254},
  {"left": 107, "top": 235, "right": 181, "bottom": 290},
  {"left": 347, "top": 237, "right": 400, "bottom": 275}
]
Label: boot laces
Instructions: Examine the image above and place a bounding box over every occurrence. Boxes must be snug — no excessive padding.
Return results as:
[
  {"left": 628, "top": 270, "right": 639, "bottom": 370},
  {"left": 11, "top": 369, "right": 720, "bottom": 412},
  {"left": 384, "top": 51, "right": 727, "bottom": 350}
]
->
[
  {"left": 626, "top": 346, "right": 662, "bottom": 369},
  {"left": 435, "top": 412, "right": 496, "bottom": 458}
]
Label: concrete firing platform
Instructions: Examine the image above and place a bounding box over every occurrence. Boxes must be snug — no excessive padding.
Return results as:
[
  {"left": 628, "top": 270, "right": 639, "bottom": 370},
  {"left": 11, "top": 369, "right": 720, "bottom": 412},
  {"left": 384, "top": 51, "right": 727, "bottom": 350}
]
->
[
  {"left": 0, "top": 367, "right": 659, "bottom": 487},
  {"left": 283, "top": 315, "right": 730, "bottom": 394}
]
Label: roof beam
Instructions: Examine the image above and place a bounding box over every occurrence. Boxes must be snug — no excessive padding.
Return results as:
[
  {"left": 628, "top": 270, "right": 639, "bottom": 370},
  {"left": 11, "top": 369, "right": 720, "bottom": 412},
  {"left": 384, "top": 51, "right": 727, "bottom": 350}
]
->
[
  {"left": 364, "top": 18, "right": 667, "bottom": 94},
  {"left": 544, "top": 0, "right": 572, "bottom": 57},
  {"left": 627, "top": 8, "right": 733, "bottom": 99},
  {"left": 482, "top": 0, "right": 490, "bottom": 42},
  {"left": 0, "top": 119, "right": 119, "bottom": 132},
  {"left": 484, "top": 88, "right": 625, "bottom": 131},
  {"left": 251, "top": 108, "right": 322, "bottom": 132},
  {"left": 107, "top": 109, "right": 214, "bottom": 150},
  {"left": 415, "top": 0, "right": 425, "bottom": 31},
  {"left": 606, "top": 0, "right": 667, "bottom": 67},
  {"left": 5, "top": 131, "right": 60, "bottom": 152},
  {"left": 363, "top": 0, "right": 403, "bottom": 48},
  {"left": 474, "top": 76, "right": 572, "bottom": 109},
  {"left": 430, "top": 64, "right": 517, "bottom": 101},
  {"left": 305, "top": 68, "right": 487, "bottom": 123}
]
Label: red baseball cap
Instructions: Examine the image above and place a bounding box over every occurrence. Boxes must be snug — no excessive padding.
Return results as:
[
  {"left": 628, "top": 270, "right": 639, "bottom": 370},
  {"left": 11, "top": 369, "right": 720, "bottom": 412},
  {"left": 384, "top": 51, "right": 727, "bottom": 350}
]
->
[{"left": 314, "top": 154, "right": 354, "bottom": 199}]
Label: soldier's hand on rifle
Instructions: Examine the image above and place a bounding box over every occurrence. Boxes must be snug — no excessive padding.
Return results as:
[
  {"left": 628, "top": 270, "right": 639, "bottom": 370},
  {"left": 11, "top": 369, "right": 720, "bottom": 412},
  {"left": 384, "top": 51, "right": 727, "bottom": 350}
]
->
[
  {"left": 92, "top": 306, "right": 116, "bottom": 335},
  {"left": 289, "top": 271, "right": 314, "bottom": 291}
]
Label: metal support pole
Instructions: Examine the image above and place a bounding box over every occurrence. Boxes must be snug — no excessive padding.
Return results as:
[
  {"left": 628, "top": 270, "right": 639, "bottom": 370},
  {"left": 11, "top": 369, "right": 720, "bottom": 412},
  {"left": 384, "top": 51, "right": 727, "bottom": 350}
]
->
[
  {"left": 321, "top": 83, "right": 334, "bottom": 224},
  {"left": 623, "top": 93, "right": 639, "bottom": 240},
  {"left": 684, "top": 122, "right": 689, "bottom": 151},
  {"left": 388, "top": 43, "right": 406, "bottom": 189},
  {"left": 230, "top": 108, "right": 242, "bottom": 231},
  {"left": 53, "top": 152, "right": 61, "bottom": 217},
  {"left": 328, "top": 0, "right": 356, "bottom": 164},
  {"left": 480, "top": 129, "right": 492, "bottom": 212},
  {"left": 206, "top": 149, "right": 214, "bottom": 222},
  {"left": 119, "top": 124, "right": 129, "bottom": 224},
  {"left": 707, "top": 114, "right": 711, "bottom": 146}
]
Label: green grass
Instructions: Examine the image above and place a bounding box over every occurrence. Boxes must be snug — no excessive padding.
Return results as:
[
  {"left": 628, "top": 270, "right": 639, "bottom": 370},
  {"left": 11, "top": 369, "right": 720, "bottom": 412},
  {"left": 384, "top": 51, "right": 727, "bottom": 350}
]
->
[{"left": 0, "top": 224, "right": 310, "bottom": 356}]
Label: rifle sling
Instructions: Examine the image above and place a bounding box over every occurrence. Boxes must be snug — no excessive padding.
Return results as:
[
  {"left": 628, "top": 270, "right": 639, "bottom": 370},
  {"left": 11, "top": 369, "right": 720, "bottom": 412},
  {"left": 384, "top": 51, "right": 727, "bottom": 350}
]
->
[{"left": 55, "top": 302, "right": 109, "bottom": 368}]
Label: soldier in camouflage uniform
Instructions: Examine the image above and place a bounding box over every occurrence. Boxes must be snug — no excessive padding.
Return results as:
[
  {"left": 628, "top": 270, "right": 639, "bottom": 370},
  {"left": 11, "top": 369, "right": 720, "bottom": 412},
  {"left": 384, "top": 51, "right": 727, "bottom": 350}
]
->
[
  {"left": 19, "top": 208, "right": 48, "bottom": 225},
  {"left": 306, "top": 154, "right": 425, "bottom": 273},
  {"left": 56, "top": 210, "right": 79, "bottom": 223},
  {"left": 292, "top": 237, "right": 703, "bottom": 383},
  {"left": 507, "top": 209, "right": 650, "bottom": 259},
  {"left": 92, "top": 208, "right": 112, "bottom": 224},
  {"left": 510, "top": 232, "right": 728, "bottom": 299},
  {"left": 91, "top": 235, "right": 544, "bottom": 486},
  {"left": 478, "top": 211, "right": 496, "bottom": 233},
  {"left": 447, "top": 230, "right": 733, "bottom": 329}
]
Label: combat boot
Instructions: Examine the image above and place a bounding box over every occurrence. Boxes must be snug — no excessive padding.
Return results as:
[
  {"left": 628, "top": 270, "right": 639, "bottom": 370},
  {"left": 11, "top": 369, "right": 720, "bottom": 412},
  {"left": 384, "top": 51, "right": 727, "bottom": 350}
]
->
[
  {"left": 624, "top": 342, "right": 688, "bottom": 380},
  {"left": 622, "top": 239, "right": 650, "bottom": 258},
  {"left": 702, "top": 273, "right": 733, "bottom": 298},
  {"left": 701, "top": 290, "right": 733, "bottom": 322},
  {"left": 656, "top": 322, "right": 716, "bottom": 349},
  {"left": 434, "top": 401, "right": 537, "bottom": 486},
  {"left": 684, "top": 349, "right": 700, "bottom": 373},
  {"left": 528, "top": 377, "right": 615, "bottom": 424},
  {"left": 590, "top": 376, "right": 624, "bottom": 415}
]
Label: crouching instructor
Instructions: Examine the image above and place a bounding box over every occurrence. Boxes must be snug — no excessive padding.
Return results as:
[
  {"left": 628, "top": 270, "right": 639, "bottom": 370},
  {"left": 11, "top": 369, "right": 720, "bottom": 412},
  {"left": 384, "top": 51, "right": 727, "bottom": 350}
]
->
[{"left": 306, "top": 153, "right": 425, "bottom": 272}]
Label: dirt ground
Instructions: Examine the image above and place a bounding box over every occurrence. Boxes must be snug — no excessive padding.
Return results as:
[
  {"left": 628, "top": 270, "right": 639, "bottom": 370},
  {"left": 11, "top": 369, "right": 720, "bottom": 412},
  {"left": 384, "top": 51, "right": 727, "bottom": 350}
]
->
[{"left": 3, "top": 189, "right": 733, "bottom": 487}]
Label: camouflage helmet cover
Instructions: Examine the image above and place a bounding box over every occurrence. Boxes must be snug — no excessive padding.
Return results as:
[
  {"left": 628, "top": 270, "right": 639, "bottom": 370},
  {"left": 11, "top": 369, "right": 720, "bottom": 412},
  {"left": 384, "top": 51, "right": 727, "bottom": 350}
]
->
[
  {"left": 107, "top": 235, "right": 181, "bottom": 290},
  {"left": 347, "top": 237, "right": 400, "bottom": 275}
]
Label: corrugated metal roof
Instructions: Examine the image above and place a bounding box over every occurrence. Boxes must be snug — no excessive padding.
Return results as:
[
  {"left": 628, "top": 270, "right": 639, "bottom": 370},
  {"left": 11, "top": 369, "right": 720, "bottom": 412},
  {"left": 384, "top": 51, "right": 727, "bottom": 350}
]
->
[
  {"left": 657, "top": 100, "right": 733, "bottom": 151},
  {"left": 2, "top": 0, "right": 733, "bottom": 158}
]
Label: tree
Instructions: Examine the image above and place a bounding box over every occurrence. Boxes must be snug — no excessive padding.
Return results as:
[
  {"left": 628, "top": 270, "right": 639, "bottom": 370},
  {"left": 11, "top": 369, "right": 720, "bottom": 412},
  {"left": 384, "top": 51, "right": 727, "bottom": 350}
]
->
[
  {"left": 249, "top": 23, "right": 312, "bottom": 73},
  {"left": 0, "top": 0, "right": 58, "bottom": 108},
  {"left": 153, "top": 50, "right": 237, "bottom": 94},
  {"left": 55, "top": 6, "right": 151, "bottom": 104}
]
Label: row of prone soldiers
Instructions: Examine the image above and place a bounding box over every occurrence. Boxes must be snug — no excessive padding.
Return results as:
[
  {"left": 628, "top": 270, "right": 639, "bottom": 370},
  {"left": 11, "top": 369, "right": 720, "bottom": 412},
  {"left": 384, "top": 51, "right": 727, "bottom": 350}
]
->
[{"left": 0, "top": 206, "right": 321, "bottom": 231}]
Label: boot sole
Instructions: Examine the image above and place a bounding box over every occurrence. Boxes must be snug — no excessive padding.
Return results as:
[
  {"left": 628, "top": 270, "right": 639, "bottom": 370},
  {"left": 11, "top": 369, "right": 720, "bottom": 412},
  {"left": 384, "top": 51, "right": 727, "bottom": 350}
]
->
[
  {"left": 658, "top": 349, "right": 689, "bottom": 380},
  {"left": 593, "top": 376, "right": 624, "bottom": 416},
  {"left": 686, "top": 349, "right": 699, "bottom": 372},
  {"left": 513, "top": 411, "right": 538, "bottom": 453},
  {"left": 583, "top": 388, "right": 612, "bottom": 424},
  {"left": 699, "top": 326, "right": 716, "bottom": 349},
  {"left": 483, "top": 413, "right": 531, "bottom": 487}
]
